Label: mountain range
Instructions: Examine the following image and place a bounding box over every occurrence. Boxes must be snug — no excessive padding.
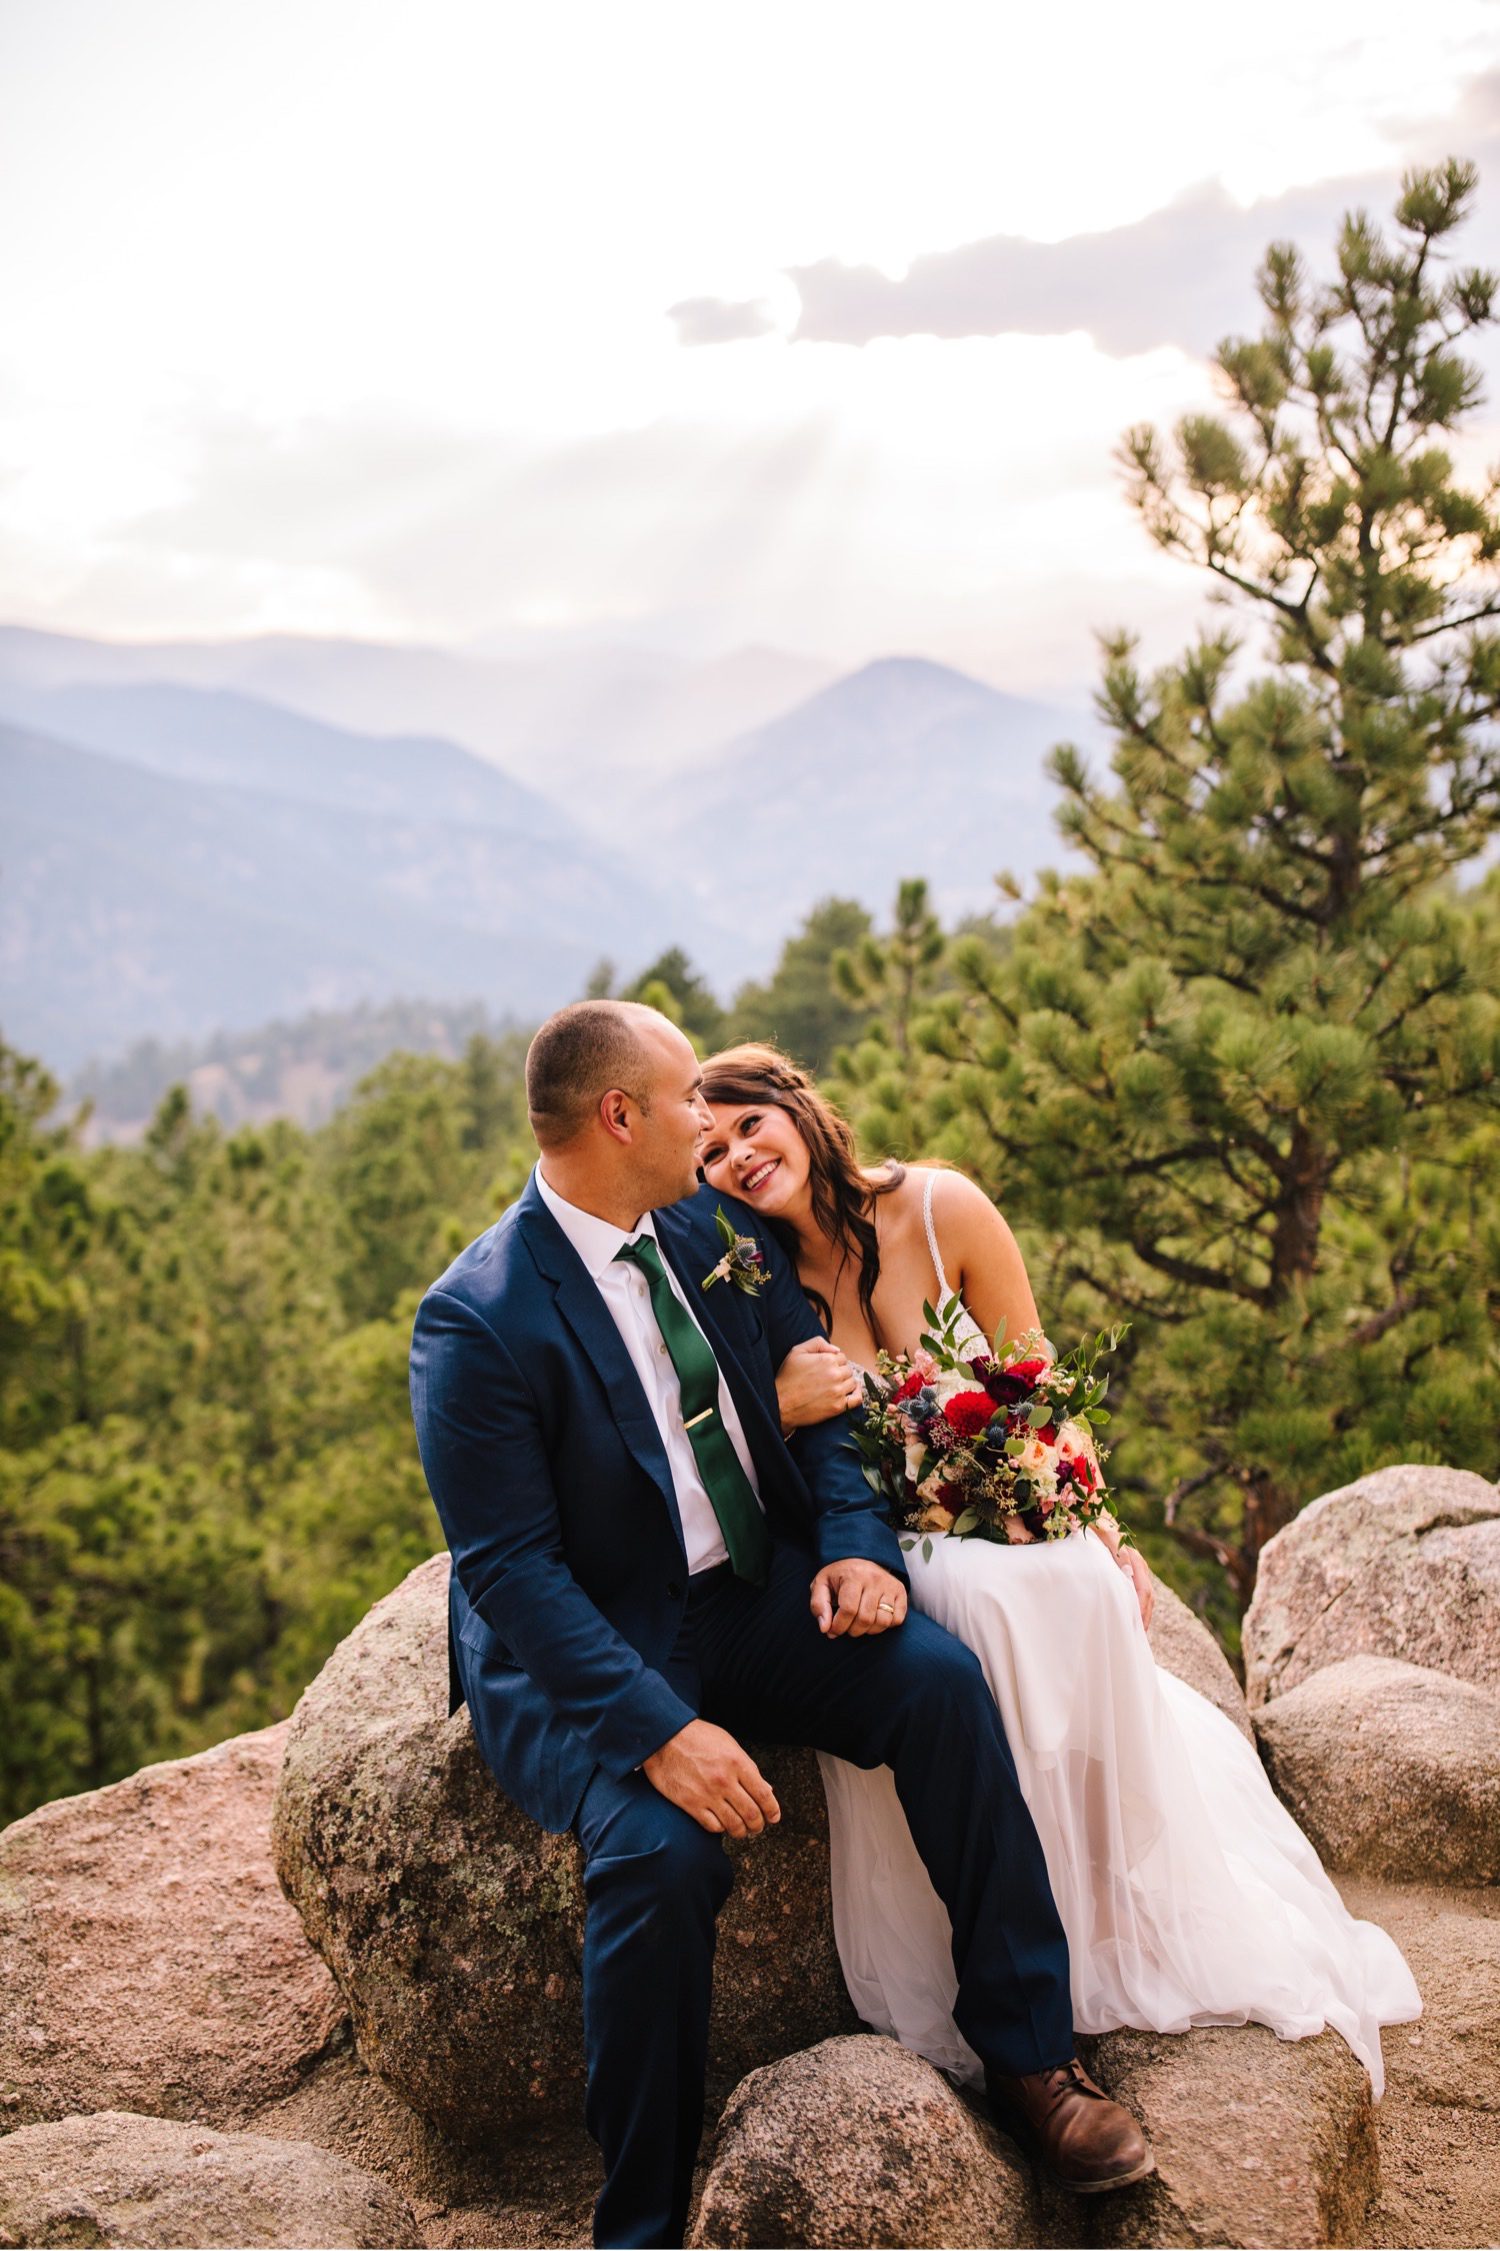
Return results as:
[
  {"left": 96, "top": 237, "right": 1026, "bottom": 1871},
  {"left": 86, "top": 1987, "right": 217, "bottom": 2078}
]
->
[
  {"left": 0, "top": 625, "right": 836, "bottom": 832},
  {"left": 0, "top": 623, "right": 1088, "bottom": 1074},
  {"left": 665, "top": 658, "right": 1070, "bottom": 924}
]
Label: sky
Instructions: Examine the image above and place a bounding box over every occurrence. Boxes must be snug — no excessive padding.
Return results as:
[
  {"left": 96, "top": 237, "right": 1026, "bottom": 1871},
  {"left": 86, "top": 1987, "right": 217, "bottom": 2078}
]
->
[{"left": 4, "top": 0, "right": 1500, "bottom": 696}]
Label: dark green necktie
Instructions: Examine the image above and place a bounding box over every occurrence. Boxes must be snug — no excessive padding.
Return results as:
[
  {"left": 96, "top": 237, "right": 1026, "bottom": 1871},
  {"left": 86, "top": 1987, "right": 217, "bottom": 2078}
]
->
[{"left": 615, "top": 1236, "right": 770, "bottom": 1586}]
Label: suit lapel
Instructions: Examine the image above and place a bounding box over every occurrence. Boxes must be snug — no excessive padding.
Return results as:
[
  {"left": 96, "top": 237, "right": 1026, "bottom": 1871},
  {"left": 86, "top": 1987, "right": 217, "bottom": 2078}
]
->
[{"left": 515, "top": 1180, "right": 688, "bottom": 1562}]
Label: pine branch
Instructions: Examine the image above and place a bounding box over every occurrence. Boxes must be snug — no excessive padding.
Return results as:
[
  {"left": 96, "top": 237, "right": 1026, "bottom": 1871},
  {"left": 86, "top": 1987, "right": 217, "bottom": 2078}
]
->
[
  {"left": 1331, "top": 1289, "right": 1416, "bottom": 1356},
  {"left": 1404, "top": 598, "right": 1500, "bottom": 642},
  {"left": 1056, "top": 1262, "right": 1183, "bottom": 1325},
  {"left": 1128, "top": 1236, "right": 1273, "bottom": 1305},
  {"left": 1159, "top": 1472, "right": 1243, "bottom": 1575}
]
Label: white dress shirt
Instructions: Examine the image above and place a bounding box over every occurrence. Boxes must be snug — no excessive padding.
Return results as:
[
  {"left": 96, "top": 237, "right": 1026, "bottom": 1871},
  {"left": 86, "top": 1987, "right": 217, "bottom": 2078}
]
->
[{"left": 535, "top": 1166, "right": 766, "bottom": 1575}]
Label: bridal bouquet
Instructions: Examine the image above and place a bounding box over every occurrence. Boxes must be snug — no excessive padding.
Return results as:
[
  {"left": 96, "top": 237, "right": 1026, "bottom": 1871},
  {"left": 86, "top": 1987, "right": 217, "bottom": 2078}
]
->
[{"left": 853, "top": 1295, "right": 1128, "bottom": 1557}]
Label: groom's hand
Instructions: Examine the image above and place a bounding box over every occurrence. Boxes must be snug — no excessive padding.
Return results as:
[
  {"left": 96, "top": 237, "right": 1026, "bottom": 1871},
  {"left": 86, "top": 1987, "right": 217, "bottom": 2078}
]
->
[
  {"left": 810, "top": 1559, "right": 908, "bottom": 1637},
  {"left": 643, "top": 1719, "right": 781, "bottom": 1839}
]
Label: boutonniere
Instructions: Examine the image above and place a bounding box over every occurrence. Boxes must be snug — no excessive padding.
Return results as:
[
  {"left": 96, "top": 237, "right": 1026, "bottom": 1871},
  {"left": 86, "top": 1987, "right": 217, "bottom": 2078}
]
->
[{"left": 702, "top": 1207, "right": 769, "bottom": 1296}]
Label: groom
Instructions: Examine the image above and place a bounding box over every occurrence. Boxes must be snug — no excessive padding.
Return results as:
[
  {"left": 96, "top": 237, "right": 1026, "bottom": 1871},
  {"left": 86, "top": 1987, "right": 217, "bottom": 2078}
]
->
[{"left": 410, "top": 1000, "right": 1151, "bottom": 2246}]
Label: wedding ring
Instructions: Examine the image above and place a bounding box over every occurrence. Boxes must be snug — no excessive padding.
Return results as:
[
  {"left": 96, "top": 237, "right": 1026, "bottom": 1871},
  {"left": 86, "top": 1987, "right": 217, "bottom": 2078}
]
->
[{"left": 877, "top": 1599, "right": 895, "bottom": 1613}]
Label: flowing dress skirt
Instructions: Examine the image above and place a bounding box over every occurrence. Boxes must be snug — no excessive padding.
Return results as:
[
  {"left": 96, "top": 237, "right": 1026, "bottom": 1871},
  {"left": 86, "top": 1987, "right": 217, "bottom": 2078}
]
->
[{"left": 817, "top": 1527, "right": 1420, "bottom": 2096}]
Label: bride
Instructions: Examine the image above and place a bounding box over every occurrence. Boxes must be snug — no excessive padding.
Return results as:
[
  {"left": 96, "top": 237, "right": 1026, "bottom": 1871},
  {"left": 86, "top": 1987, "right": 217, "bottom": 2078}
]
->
[{"left": 697, "top": 1043, "right": 1421, "bottom": 2098}]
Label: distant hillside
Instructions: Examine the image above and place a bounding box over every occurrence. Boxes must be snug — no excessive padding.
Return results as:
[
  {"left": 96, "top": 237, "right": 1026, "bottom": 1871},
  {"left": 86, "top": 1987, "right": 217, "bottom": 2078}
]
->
[
  {"left": 0, "top": 623, "right": 837, "bottom": 829},
  {"left": 69, "top": 998, "right": 522, "bottom": 1141},
  {"left": 0, "top": 718, "right": 698, "bottom": 1071},
  {"left": 0, "top": 679, "right": 581, "bottom": 839},
  {"left": 0, "top": 631, "right": 1086, "bottom": 1072},
  {"left": 662, "top": 656, "right": 1081, "bottom": 943}
]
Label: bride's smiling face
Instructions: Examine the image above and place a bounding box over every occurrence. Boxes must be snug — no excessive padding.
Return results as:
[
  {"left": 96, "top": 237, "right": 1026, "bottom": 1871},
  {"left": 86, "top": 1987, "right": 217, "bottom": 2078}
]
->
[{"left": 700, "top": 1099, "right": 811, "bottom": 1218}]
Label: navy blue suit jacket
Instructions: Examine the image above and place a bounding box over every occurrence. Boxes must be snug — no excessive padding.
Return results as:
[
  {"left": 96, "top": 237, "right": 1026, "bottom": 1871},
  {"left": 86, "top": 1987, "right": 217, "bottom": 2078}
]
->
[{"left": 409, "top": 1171, "right": 907, "bottom": 1833}]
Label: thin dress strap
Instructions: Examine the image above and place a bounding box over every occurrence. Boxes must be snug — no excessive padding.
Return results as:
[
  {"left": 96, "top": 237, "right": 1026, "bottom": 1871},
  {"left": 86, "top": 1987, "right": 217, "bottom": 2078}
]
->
[{"left": 922, "top": 1170, "right": 951, "bottom": 1301}]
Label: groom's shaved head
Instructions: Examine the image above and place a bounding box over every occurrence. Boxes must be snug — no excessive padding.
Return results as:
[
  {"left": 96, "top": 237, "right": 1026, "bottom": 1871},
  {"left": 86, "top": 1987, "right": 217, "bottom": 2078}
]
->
[{"left": 526, "top": 1000, "right": 661, "bottom": 1149}]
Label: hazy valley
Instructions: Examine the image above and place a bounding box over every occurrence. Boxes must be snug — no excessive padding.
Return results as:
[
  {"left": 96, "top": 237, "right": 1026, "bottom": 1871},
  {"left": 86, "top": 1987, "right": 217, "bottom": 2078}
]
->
[{"left": 0, "top": 622, "right": 1085, "bottom": 1085}]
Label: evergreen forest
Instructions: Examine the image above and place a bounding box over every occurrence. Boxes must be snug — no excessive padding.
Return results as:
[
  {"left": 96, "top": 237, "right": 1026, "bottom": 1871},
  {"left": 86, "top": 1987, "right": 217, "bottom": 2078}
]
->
[{"left": 3, "top": 165, "right": 1497, "bottom": 1824}]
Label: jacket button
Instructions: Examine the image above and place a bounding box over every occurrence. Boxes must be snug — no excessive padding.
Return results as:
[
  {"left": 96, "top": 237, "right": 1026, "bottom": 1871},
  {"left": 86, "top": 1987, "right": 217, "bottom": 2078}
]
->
[{"left": 667, "top": 1580, "right": 684, "bottom": 1600}]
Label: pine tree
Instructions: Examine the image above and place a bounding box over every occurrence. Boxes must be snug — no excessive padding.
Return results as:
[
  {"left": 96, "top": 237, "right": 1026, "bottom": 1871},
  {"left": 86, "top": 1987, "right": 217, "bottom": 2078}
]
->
[
  {"left": 619, "top": 948, "right": 726, "bottom": 1050},
  {"left": 830, "top": 880, "right": 947, "bottom": 1154},
  {"left": 926, "top": 163, "right": 1500, "bottom": 1604},
  {"left": 728, "top": 897, "right": 875, "bottom": 1071}
]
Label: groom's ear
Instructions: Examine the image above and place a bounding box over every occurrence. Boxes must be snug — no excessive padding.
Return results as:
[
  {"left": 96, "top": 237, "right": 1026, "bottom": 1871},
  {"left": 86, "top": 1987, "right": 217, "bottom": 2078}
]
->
[{"left": 599, "top": 1087, "right": 636, "bottom": 1145}]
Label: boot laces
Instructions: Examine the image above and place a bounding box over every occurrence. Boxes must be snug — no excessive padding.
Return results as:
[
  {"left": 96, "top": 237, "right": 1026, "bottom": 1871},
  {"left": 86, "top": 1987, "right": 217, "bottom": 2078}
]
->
[{"left": 1043, "top": 2060, "right": 1104, "bottom": 2104}]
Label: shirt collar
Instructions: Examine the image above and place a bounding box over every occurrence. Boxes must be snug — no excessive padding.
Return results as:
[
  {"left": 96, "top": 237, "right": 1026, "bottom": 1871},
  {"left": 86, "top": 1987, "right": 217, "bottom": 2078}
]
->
[{"left": 534, "top": 1163, "right": 660, "bottom": 1282}]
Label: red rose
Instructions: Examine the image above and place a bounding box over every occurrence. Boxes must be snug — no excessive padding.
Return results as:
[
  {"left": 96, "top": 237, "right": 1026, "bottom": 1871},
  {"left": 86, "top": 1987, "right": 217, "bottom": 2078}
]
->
[
  {"left": 944, "top": 1391, "right": 996, "bottom": 1439},
  {"left": 892, "top": 1369, "right": 925, "bottom": 1404},
  {"left": 1035, "top": 1423, "right": 1057, "bottom": 1446},
  {"left": 1005, "top": 1356, "right": 1050, "bottom": 1386}
]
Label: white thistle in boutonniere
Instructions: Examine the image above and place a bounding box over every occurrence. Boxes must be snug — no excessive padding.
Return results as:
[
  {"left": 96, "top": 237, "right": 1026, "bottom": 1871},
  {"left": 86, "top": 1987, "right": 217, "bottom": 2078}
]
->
[{"left": 701, "top": 1207, "right": 769, "bottom": 1296}]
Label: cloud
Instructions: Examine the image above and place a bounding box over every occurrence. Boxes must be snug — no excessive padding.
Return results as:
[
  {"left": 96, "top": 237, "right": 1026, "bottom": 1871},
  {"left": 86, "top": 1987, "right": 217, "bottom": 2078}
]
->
[
  {"left": 108, "top": 406, "right": 847, "bottom": 640},
  {"left": 783, "top": 180, "right": 1292, "bottom": 356},
  {"left": 676, "top": 82, "right": 1500, "bottom": 361},
  {"left": 1394, "top": 62, "right": 1500, "bottom": 153},
  {"left": 667, "top": 296, "right": 777, "bottom": 346},
  {"left": 29, "top": 365, "right": 1204, "bottom": 692}
]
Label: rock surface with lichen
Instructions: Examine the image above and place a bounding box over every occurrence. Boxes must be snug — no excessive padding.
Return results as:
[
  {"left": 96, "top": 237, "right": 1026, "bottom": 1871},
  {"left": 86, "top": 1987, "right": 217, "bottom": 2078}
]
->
[
  {"left": 0, "top": 2109, "right": 415, "bottom": 2248},
  {"left": 271, "top": 1553, "right": 857, "bottom": 2147},
  {"left": 688, "top": 2034, "right": 1037, "bottom": 2249},
  {"left": 1058, "top": 2021, "right": 1381, "bottom": 2249},
  {"left": 0, "top": 1723, "right": 344, "bottom": 2134},
  {"left": 1252, "top": 1654, "right": 1500, "bottom": 1883},
  {"left": 1243, "top": 1464, "right": 1500, "bottom": 1707},
  {"left": 7, "top": 1465, "right": 1500, "bottom": 2248}
]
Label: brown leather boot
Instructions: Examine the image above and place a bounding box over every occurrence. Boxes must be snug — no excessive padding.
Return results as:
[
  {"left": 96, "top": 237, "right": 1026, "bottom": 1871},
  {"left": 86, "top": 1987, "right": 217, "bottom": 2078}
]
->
[{"left": 986, "top": 2059, "right": 1155, "bottom": 2193}]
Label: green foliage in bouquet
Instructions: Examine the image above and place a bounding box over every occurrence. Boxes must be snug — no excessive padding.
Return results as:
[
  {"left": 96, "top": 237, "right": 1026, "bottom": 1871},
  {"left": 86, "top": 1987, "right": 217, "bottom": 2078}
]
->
[{"left": 853, "top": 1293, "right": 1129, "bottom": 1558}]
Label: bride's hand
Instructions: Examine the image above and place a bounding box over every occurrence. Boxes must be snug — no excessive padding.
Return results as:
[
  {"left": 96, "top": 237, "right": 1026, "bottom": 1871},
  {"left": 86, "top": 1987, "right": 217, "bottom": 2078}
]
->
[
  {"left": 1117, "top": 1546, "right": 1155, "bottom": 1631},
  {"left": 775, "top": 1337, "right": 864, "bottom": 1432}
]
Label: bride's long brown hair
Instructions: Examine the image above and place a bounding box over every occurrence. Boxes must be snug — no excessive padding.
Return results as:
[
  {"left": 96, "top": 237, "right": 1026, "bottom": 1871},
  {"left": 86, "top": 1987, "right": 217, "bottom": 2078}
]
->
[{"left": 697, "top": 1043, "right": 904, "bottom": 1329}]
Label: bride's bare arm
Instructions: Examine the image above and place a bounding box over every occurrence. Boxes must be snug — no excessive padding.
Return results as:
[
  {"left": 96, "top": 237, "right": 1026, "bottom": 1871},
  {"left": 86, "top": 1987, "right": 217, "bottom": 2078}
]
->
[{"left": 924, "top": 1169, "right": 1040, "bottom": 1350}]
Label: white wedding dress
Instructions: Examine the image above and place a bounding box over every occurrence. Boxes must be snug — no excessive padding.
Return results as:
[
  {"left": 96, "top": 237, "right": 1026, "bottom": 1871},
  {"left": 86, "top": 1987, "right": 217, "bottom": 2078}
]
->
[{"left": 817, "top": 1178, "right": 1421, "bottom": 2097}]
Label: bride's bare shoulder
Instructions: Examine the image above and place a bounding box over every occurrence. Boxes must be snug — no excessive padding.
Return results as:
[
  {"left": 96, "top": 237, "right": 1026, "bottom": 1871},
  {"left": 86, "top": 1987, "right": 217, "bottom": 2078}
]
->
[
  {"left": 866, "top": 1161, "right": 1004, "bottom": 1247},
  {"left": 862, "top": 1163, "right": 928, "bottom": 1227},
  {"left": 915, "top": 1165, "right": 1024, "bottom": 1265},
  {"left": 909, "top": 1162, "right": 1003, "bottom": 1219}
]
